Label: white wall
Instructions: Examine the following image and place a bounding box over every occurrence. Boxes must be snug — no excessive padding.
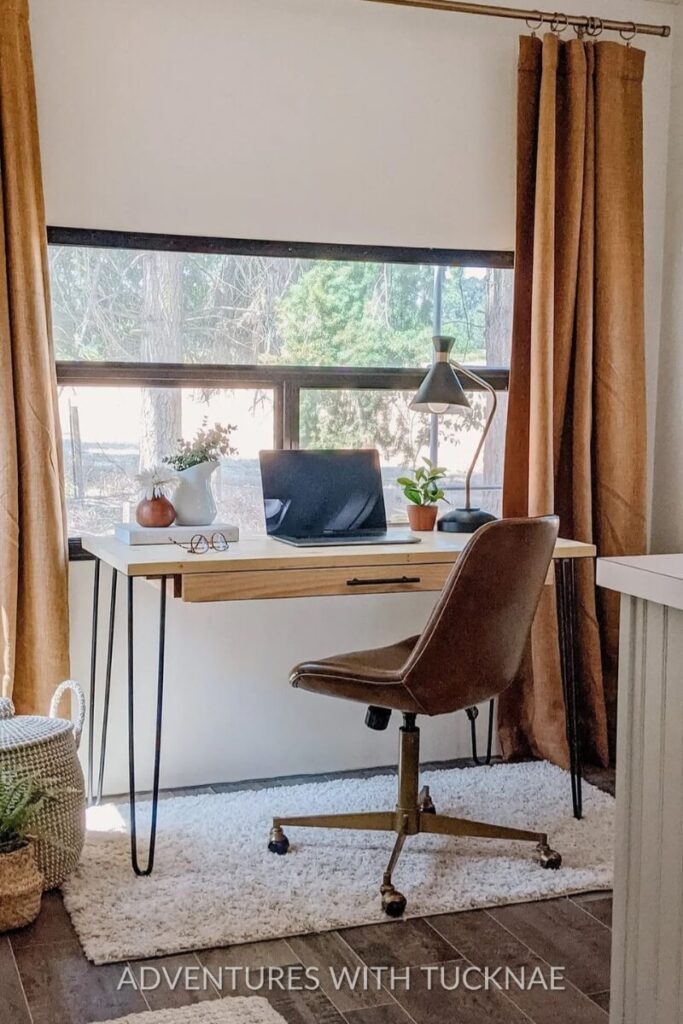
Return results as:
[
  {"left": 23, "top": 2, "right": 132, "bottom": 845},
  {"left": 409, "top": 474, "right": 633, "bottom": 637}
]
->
[
  {"left": 652, "top": 4, "right": 683, "bottom": 552},
  {"left": 28, "top": 0, "right": 677, "bottom": 790}
]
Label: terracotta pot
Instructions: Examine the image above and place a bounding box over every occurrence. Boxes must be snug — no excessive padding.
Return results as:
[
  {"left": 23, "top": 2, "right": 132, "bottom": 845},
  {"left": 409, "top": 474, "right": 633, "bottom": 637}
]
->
[
  {"left": 0, "top": 843, "right": 43, "bottom": 932},
  {"left": 136, "top": 496, "right": 176, "bottom": 528},
  {"left": 407, "top": 504, "right": 438, "bottom": 532}
]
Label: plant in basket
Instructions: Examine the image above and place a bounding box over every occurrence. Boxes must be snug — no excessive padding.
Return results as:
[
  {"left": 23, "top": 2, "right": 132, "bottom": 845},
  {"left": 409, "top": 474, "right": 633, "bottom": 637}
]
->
[{"left": 0, "top": 774, "right": 51, "bottom": 932}]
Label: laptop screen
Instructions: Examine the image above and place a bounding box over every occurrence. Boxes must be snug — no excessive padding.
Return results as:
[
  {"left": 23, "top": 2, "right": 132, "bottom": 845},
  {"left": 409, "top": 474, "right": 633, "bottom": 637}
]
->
[{"left": 259, "top": 450, "right": 388, "bottom": 538}]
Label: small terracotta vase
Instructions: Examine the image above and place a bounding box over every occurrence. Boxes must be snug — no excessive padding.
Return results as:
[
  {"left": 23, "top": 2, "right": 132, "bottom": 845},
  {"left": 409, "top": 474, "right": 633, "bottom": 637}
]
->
[
  {"left": 136, "top": 496, "right": 176, "bottom": 528},
  {"left": 407, "top": 504, "right": 438, "bottom": 532}
]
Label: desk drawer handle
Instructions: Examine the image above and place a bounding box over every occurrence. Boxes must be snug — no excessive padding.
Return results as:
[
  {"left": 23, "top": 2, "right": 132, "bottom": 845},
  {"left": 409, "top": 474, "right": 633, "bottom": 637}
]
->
[{"left": 346, "top": 575, "right": 421, "bottom": 587}]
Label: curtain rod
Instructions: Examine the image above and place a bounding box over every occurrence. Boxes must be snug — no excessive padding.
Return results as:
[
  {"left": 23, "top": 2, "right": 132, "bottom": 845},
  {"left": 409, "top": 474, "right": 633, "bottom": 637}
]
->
[{"left": 361, "top": 0, "right": 671, "bottom": 38}]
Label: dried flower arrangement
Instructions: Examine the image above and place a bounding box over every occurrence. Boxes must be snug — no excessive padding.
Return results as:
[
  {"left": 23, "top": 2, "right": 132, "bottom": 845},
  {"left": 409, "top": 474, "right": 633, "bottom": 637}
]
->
[
  {"left": 134, "top": 465, "right": 179, "bottom": 500},
  {"left": 134, "top": 465, "right": 179, "bottom": 528},
  {"left": 163, "top": 419, "right": 238, "bottom": 472}
]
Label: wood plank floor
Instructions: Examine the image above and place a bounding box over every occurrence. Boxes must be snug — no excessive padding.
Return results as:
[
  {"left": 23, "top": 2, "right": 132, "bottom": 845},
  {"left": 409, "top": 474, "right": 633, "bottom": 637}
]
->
[{"left": 0, "top": 766, "right": 614, "bottom": 1024}]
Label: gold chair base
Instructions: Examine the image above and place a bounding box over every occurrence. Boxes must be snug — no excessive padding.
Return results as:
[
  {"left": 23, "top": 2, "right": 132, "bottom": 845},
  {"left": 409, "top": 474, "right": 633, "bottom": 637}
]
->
[{"left": 268, "top": 716, "right": 562, "bottom": 915}]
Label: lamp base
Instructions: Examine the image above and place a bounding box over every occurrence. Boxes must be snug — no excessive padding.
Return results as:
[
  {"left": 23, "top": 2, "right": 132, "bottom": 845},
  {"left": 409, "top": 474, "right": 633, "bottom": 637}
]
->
[{"left": 437, "top": 507, "right": 498, "bottom": 534}]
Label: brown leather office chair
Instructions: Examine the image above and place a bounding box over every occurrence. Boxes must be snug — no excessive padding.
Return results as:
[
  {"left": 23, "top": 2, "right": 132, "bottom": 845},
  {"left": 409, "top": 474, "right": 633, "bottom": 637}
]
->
[{"left": 268, "top": 515, "right": 562, "bottom": 917}]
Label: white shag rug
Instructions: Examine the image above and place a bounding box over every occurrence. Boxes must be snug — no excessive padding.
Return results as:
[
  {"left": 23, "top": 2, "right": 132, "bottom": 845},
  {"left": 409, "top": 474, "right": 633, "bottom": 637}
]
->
[
  {"left": 63, "top": 762, "right": 614, "bottom": 964},
  {"left": 102, "top": 998, "right": 285, "bottom": 1024}
]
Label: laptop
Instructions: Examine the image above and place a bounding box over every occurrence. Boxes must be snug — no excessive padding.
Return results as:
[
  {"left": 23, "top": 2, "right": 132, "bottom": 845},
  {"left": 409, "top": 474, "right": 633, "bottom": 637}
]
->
[{"left": 259, "top": 449, "right": 421, "bottom": 547}]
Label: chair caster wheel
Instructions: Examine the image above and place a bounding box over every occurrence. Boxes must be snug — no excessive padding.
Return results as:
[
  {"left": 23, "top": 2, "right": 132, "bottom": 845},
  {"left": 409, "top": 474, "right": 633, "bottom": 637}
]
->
[
  {"left": 268, "top": 826, "right": 290, "bottom": 855},
  {"left": 536, "top": 843, "right": 562, "bottom": 869},
  {"left": 418, "top": 786, "right": 436, "bottom": 815},
  {"left": 381, "top": 886, "right": 407, "bottom": 918}
]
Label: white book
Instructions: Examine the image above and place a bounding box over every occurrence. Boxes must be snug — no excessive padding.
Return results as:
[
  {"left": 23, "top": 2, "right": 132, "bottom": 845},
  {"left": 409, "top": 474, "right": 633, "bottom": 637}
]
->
[{"left": 114, "top": 522, "right": 240, "bottom": 546}]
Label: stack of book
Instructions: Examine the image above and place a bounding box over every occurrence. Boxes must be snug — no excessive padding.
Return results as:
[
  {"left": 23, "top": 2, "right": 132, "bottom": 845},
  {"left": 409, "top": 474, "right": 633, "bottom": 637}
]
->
[{"left": 114, "top": 522, "right": 240, "bottom": 546}]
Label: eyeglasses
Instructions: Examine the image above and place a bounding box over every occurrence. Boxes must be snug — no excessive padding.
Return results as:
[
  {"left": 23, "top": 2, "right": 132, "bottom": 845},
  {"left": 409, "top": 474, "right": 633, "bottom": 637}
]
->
[{"left": 169, "top": 532, "right": 230, "bottom": 555}]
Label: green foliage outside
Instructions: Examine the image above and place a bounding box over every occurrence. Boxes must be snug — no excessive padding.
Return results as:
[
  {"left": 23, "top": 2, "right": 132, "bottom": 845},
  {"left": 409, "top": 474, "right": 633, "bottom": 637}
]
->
[
  {"left": 49, "top": 249, "right": 489, "bottom": 368},
  {"left": 273, "top": 260, "right": 489, "bottom": 461},
  {"left": 274, "top": 260, "right": 486, "bottom": 365}
]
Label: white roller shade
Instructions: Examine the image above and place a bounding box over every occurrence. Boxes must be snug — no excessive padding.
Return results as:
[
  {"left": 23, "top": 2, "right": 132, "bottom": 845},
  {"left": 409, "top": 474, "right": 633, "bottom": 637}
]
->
[{"left": 30, "top": 0, "right": 517, "bottom": 248}]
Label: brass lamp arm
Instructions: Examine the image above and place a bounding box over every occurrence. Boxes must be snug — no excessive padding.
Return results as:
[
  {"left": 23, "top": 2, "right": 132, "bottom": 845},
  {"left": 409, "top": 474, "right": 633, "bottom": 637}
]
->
[{"left": 450, "top": 361, "right": 498, "bottom": 510}]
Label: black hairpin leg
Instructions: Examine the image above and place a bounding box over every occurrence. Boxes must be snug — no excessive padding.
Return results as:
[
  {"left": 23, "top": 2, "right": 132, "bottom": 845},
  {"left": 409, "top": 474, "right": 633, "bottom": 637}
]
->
[
  {"left": 95, "top": 568, "right": 118, "bottom": 805},
  {"left": 466, "top": 699, "right": 495, "bottom": 765},
  {"left": 555, "top": 558, "right": 583, "bottom": 819},
  {"left": 128, "top": 575, "right": 167, "bottom": 876},
  {"left": 87, "top": 558, "right": 101, "bottom": 806}
]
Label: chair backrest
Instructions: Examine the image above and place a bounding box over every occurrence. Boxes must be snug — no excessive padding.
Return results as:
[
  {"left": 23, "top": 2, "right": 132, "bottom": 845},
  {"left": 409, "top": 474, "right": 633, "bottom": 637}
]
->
[{"left": 402, "top": 516, "right": 559, "bottom": 715}]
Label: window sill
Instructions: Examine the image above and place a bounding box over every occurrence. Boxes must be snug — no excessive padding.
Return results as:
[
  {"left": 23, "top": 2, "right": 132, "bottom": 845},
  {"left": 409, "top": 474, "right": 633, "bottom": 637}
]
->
[{"left": 69, "top": 538, "right": 94, "bottom": 562}]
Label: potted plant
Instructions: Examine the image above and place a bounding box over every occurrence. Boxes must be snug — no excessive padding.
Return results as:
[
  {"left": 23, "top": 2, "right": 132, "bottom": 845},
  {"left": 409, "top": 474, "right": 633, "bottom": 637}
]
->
[
  {"left": 0, "top": 775, "right": 49, "bottom": 932},
  {"left": 397, "top": 458, "right": 448, "bottom": 532},
  {"left": 134, "top": 465, "right": 179, "bottom": 527},
  {"left": 163, "top": 420, "right": 238, "bottom": 527}
]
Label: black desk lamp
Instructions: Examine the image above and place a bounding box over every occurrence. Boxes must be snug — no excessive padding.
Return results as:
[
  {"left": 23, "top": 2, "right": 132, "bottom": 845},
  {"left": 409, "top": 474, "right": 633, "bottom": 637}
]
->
[{"left": 410, "top": 335, "right": 498, "bottom": 533}]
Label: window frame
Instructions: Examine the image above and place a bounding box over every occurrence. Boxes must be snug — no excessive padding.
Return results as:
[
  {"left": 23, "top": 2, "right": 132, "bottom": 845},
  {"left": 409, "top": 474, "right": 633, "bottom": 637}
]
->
[{"left": 49, "top": 227, "right": 513, "bottom": 558}]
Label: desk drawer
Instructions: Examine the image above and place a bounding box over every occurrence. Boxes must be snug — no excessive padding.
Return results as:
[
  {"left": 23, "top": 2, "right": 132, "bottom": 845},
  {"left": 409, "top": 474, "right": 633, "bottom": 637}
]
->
[{"left": 181, "top": 562, "right": 452, "bottom": 602}]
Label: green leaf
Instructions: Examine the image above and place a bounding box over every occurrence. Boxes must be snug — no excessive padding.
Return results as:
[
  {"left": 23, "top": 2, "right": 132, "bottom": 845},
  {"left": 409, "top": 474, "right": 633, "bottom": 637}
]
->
[{"left": 0, "top": 774, "right": 52, "bottom": 847}]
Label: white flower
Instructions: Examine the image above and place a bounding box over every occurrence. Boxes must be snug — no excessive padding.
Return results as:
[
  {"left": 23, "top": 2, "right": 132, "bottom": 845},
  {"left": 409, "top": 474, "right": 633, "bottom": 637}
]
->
[{"left": 135, "top": 465, "right": 179, "bottom": 500}]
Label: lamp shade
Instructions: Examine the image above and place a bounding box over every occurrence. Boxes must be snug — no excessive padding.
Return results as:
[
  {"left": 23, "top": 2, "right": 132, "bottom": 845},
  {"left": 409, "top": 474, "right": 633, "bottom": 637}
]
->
[{"left": 409, "top": 336, "right": 470, "bottom": 414}]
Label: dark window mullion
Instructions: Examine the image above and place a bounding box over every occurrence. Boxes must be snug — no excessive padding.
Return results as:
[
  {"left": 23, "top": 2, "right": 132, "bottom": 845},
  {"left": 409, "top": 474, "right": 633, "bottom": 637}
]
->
[
  {"left": 47, "top": 226, "right": 514, "bottom": 270},
  {"left": 273, "top": 385, "right": 284, "bottom": 450},
  {"left": 282, "top": 382, "right": 300, "bottom": 450},
  {"left": 55, "top": 362, "right": 510, "bottom": 392}
]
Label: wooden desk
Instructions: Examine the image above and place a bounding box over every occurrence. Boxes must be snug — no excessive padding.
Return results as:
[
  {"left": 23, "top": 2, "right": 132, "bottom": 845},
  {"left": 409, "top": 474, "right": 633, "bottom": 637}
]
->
[{"left": 83, "top": 531, "right": 595, "bottom": 874}]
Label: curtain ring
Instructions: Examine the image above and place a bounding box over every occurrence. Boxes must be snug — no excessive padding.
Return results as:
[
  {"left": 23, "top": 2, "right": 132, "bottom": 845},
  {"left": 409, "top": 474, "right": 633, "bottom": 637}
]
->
[
  {"left": 585, "top": 16, "right": 603, "bottom": 38},
  {"left": 619, "top": 22, "right": 637, "bottom": 46},
  {"left": 526, "top": 11, "right": 543, "bottom": 36},
  {"left": 551, "top": 12, "right": 569, "bottom": 35}
]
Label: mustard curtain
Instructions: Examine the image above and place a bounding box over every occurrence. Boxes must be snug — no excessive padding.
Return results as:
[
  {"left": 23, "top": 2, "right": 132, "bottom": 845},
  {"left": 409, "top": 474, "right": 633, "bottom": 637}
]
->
[
  {"left": 499, "top": 34, "right": 647, "bottom": 767},
  {"left": 0, "top": 0, "right": 70, "bottom": 713}
]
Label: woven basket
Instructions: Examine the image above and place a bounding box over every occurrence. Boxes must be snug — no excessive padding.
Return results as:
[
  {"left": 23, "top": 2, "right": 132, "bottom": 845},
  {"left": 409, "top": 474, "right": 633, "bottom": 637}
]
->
[
  {"left": 0, "top": 681, "right": 86, "bottom": 890},
  {"left": 0, "top": 842, "right": 43, "bottom": 932}
]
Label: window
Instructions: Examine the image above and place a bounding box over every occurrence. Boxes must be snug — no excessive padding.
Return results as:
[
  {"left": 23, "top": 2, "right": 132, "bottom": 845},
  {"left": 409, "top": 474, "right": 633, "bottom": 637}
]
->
[
  {"left": 59, "top": 387, "right": 274, "bottom": 536},
  {"left": 50, "top": 230, "right": 513, "bottom": 544}
]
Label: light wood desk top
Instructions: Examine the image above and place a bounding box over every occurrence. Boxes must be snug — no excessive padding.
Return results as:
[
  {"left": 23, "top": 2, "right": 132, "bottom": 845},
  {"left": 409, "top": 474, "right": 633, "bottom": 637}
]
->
[{"left": 83, "top": 532, "right": 595, "bottom": 582}]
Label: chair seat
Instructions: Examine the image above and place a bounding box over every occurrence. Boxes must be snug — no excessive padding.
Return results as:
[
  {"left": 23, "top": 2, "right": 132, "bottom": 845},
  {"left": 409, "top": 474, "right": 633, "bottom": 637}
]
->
[{"left": 290, "top": 635, "right": 424, "bottom": 712}]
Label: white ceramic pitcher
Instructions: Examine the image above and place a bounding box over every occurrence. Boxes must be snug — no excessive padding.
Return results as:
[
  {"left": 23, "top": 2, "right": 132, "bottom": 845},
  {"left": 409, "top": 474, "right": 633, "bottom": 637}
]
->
[{"left": 173, "top": 460, "right": 219, "bottom": 526}]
